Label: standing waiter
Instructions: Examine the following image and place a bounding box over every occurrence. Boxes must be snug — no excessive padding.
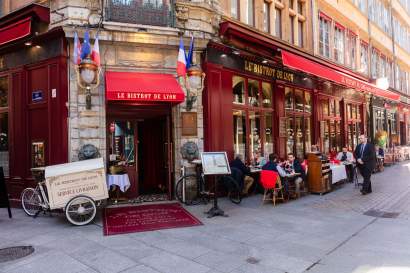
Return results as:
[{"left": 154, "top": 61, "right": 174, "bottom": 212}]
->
[{"left": 354, "top": 135, "right": 376, "bottom": 195}]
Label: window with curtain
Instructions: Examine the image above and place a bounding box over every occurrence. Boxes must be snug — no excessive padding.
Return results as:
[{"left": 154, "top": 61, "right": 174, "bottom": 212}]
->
[
  {"left": 275, "top": 8, "right": 282, "bottom": 38},
  {"left": 289, "top": 16, "right": 295, "bottom": 44},
  {"left": 334, "top": 25, "right": 345, "bottom": 64},
  {"left": 231, "top": 0, "right": 239, "bottom": 19},
  {"left": 319, "top": 15, "right": 331, "bottom": 58},
  {"left": 298, "top": 21, "right": 304, "bottom": 47},
  {"left": 263, "top": 2, "right": 270, "bottom": 33},
  {"left": 244, "top": 0, "right": 254, "bottom": 26},
  {"left": 360, "top": 42, "right": 369, "bottom": 75},
  {"left": 346, "top": 32, "right": 357, "bottom": 69},
  {"left": 320, "top": 98, "right": 342, "bottom": 154}
]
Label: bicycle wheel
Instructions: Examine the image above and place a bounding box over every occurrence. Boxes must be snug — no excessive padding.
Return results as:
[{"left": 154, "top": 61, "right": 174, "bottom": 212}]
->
[
  {"left": 21, "top": 188, "right": 42, "bottom": 216},
  {"left": 65, "top": 195, "right": 96, "bottom": 226},
  {"left": 220, "top": 176, "right": 242, "bottom": 204},
  {"left": 175, "top": 174, "right": 202, "bottom": 205}
]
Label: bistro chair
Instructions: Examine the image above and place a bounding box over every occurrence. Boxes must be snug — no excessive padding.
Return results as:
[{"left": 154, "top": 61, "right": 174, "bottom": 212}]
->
[
  {"left": 353, "top": 164, "right": 361, "bottom": 188},
  {"left": 260, "top": 170, "right": 284, "bottom": 206}
]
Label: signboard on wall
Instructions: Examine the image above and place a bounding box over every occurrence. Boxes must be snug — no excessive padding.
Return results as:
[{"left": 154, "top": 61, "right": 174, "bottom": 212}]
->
[
  {"left": 32, "top": 90, "right": 43, "bottom": 102},
  {"left": 45, "top": 158, "right": 108, "bottom": 209},
  {"left": 181, "top": 112, "right": 197, "bottom": 136}
]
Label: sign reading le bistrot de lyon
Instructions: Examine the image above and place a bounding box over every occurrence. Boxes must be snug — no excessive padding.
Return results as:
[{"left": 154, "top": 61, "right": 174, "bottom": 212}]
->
[{"left": 45, "top": 158, "right": 108, "bottom": 210}]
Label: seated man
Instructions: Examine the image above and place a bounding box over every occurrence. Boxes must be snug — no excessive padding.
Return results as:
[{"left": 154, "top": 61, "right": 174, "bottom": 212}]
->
[
  {"left": 336, "top": 147, "right": 354, "bottom": 182},
  {"left": 285, "top": 153, "right": 307, "bottom": 197},
  {"left": 230, "top": 154, "right": 254, "bottom": 195},
  {"left": 262, "top": 153, "right": 289, "bottom": 194}
]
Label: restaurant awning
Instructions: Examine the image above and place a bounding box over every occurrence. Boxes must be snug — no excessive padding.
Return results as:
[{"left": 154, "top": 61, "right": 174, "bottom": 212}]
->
[
  {"left": 0, "top": 17, "right": 31, "bottom": 46},
  {"left": 105, "top": 71, "right": 185, "bottom": 103},
  {"left": 281, "top": 50, "right": 400, "bottom": 102}
]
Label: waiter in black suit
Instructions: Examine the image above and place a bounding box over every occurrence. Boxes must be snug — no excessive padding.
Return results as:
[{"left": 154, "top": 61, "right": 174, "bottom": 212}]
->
[{"left": 354, "top": 134, "right": 376, "bottom": 195}]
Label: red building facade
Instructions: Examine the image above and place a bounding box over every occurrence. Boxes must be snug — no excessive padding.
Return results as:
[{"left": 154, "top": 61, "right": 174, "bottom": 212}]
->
[{"left": 0, "top": 5, "right": 68, "bottom": 203}]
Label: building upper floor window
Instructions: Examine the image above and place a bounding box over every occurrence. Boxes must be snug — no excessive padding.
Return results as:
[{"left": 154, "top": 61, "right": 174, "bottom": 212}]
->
[
  {"left": 231, "top": 0, "right": 239, "bottom": 19},
  {"left": 105, "top": 0, "right": 174, "bottom": 27},
  {"left": 298, "top": 21, "right": 304, "bottom": 47},
  {"left": 244, "top": 0, "right": 255, "bottom": 26},
  {"left": 371, "top": 48, "right": 380, "bottom": 79},
  {"left": 346, "top": 31, "right": 357, "bottom": 69},
  {"left": 368, "top": 0, "right": 391, "bottom": 36},
  {"left": 289, "top": 16, "right": 295, "bottom": 44},
  {"left": 275, "top": 7, "right": 282, "bottom": 38},
  {"left": 359, "top": 42, "right": 369, "bottom": 75},
  {"left": 263, "top": 2, "right": 270, "bottom": 33},
  {"left": 319, "top": 14, "right": 331, "bottom": 58},
  {"left": 334, "top": 24, "right": 345, "bottom": 64},
  {"left": 353, "top": 0, "right": 367, "bottom": 13}
]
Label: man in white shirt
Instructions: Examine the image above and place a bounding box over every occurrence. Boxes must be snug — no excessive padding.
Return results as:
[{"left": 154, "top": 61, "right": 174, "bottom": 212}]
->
[{"left": 336, "top": 147, "right": 354, "bottom": 182}]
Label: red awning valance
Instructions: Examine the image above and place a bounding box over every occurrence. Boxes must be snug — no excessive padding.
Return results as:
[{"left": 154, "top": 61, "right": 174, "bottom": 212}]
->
[
  {"left": 281, "top": 50, "right": 400, "bottom": 102},
  {"left": 105, "top": 71, "right": 185, "bottom": 103},
  {"left": 0, "top": 17, "right": 31, "bottom": 46}
]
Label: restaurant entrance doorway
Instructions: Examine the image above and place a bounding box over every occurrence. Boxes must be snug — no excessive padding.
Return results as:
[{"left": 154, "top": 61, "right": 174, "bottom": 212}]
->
[{"left": 107, "top": 104, "right": 173, "bottom": 200}]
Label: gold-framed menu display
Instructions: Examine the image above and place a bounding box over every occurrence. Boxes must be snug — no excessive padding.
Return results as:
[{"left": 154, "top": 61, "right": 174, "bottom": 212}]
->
[{"left": 201, "top": 152, "right": 231, "bottom": 175}]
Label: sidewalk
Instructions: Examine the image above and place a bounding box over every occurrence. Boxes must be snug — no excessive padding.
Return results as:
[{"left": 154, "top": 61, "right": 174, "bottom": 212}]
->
[{"left": 1, "top": 162, "right": 410, "bottom": 273}]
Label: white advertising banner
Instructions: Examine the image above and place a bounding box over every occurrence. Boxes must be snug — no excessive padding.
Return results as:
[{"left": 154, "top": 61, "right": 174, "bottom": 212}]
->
[{"left": 45, "top": 158, "right": 108, "bottom": 210}]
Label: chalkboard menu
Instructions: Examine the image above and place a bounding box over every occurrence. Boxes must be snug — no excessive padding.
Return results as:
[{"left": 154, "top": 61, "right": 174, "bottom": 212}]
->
[{"left": 0, "top": 167, "right": 12, "bottom": 218}]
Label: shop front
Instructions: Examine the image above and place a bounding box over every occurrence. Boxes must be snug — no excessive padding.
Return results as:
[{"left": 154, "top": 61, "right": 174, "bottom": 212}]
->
[
  {"left": 203, "top": 42, "right": 315, "bottom": 162},
  {"left": 204, "top": 20, "right": 400, "bottom": 163},
  {"left": 0, "top": 4, "right": 68, "bottom": 203},
  {"left": 104, "top": 71, "right": 184, "bottom": 200}
]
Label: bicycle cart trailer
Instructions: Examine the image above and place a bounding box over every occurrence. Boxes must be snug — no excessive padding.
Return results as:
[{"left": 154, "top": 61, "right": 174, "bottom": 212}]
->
[{"left": 21, "top": 158, "right": 108, "bottom": 226}]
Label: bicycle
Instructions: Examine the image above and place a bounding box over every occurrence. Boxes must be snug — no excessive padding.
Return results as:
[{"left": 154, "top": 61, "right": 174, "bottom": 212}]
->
[
  {"left": 21, "top": 167, "right": 102, "bottom": 226},
  {"left": 175, "top": 161, "right": 242, "bottom": 205}
]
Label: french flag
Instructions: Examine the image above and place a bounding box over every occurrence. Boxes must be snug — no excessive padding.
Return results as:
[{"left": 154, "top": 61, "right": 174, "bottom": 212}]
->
[
  {"left": 91, "top": 36, "right": 100, "bottom": 66},
  {"left": 177, "top": 37, "right": 186, "bottom": 77},
  {"left": 73, "top": 32, "right": 81, "bottom": 65}
]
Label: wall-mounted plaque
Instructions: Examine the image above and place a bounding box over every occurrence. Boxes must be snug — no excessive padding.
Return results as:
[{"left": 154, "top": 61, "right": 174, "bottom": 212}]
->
[
  {"left": 201, "top": 152, "right": 231, "bottom": 175},
  {"left": 279, "top": 117, "right": 287, "bottom": 137},
  {"left": 181, "top": 112, "right": 197, "bottom": 136}
]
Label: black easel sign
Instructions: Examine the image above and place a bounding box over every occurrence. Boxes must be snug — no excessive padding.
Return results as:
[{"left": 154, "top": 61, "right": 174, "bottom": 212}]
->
[{"left": 0, "top": 167, "right": 12, "bottom": 218}]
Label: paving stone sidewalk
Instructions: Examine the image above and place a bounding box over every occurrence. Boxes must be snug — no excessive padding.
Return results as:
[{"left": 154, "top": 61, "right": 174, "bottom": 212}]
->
[{"left": 1, "top": 162, "right": 410, "bottom": 273}]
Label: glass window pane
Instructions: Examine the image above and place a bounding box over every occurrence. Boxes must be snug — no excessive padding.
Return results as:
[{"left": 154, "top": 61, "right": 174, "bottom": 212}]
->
[
  {"left": 231, "top": 0, "right": 238, "bottom": 19},
  {"left": 335, "top": 100, "right": 340, "bottom": 116},
  {"left": 233, "top": 110, "right": 247, "bottom": 160},
  {"left": 249, "top": 111, "right": 261, "bottom": 164},
  {"left": 305, "top": 117, "right": 311, "bottom": 153},
  {"left": 295, "top": 89, "right": 304, "bottom": 111},
  {"left": 233, "top": 76, "right": 245, "bottom": 104},
  {"left": 248, "top": 79, "right": 260, "bottom": 107},
  {"left": 264, "top": 113, "right": 274, "bottom": 158},
  {"left": 275, "top": 8, "right": 282, "bottom": 38},
  {"left": 357, "top": 105, "right": 361, "bottom": 119},
  {"left": 336, "top": 121, "right": 341, "bottom": 152},
  {"left": 330, "top": 99, "right": 335, "bottom": 116},
  {"left": 324, "top": 121, "right": 330, "bottom": 154},
  {"left": 0, "top": 77, "right": 8, "bottom": 108},
  {"left": 347, "top": 104, "right": 352, "bottom": 119},
  {"left": 330, "top": 120, "right": 336, "bottom": 152},
  {"left": 286, "top": 117, "right": 294, "bottom": 154},
  {"left": 305, "top": 92, "right": 312, "bottom": 113},
  {"left": 285, "top": 87, "right": 293, "bottom": 110},
  {"left": 352, "top": 105, "right": 357, "bottom": 119},
  {"left": 0, "top": 113, "right": 8, "bottom": 176},
  {"left": 110, "top": 121, "right": 135, "bottom": 166},
  {"left": 322, "top": 100, "right": 329, "bottom": 116},
  {"left": 295, "top": 117, "right": 303, "bottom": 159},
  {"left": 262, "top": 82, "right": 272, "bottom": 108}
]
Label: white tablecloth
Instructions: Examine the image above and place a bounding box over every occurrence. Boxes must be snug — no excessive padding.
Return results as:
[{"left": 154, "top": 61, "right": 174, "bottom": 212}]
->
[
  {"left": 330, "top": 164, "right": 347, "bottom": 184},
  {"left": 107, "top": 174, "right": 130, "bottom": 192}
]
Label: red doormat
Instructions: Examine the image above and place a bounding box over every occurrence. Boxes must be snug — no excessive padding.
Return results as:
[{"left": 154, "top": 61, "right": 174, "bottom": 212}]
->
[{"left": 102, "top": 203, "right": 203, "bottom": 236}]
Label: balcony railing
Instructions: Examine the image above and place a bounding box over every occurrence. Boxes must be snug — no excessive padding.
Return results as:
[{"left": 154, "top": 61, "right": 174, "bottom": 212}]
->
[{"left": 105, "top": 0, "right": 175, "bottom": 27}]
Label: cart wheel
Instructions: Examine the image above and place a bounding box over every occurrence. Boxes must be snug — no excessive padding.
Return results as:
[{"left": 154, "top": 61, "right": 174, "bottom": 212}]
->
[
  {"left": 65, "top": 195, "right": 96, "bottom": 226},
  {"left": 21, "top": 188, "right": 42, "bottom": 216}
]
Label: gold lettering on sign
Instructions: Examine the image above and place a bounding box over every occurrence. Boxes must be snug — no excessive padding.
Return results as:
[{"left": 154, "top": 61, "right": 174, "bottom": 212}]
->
[{"left": 244, "top": 61, "right": 280, "bottom": 79}]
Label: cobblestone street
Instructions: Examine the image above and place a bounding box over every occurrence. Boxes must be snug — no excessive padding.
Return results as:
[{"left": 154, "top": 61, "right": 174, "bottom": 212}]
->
[{"left": 2, "top": 162, "right": 410, "bottom": 273}]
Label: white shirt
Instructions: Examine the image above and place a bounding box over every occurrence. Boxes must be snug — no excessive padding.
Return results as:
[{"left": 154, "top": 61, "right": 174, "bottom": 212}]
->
[
  {"left": 336, "top": 151, "right": 354, "bottom": 162},
  {"left": 276, "top": 165, "right": 288, "bottom": 177}
]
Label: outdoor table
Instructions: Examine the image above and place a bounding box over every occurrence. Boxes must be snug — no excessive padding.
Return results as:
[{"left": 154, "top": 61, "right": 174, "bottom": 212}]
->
[
  {"left": 330, "top": 164, "right": 347, "bottom": 184},
  {"left": 107, "top": 173, "right": 131, "bottom": 192}
]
